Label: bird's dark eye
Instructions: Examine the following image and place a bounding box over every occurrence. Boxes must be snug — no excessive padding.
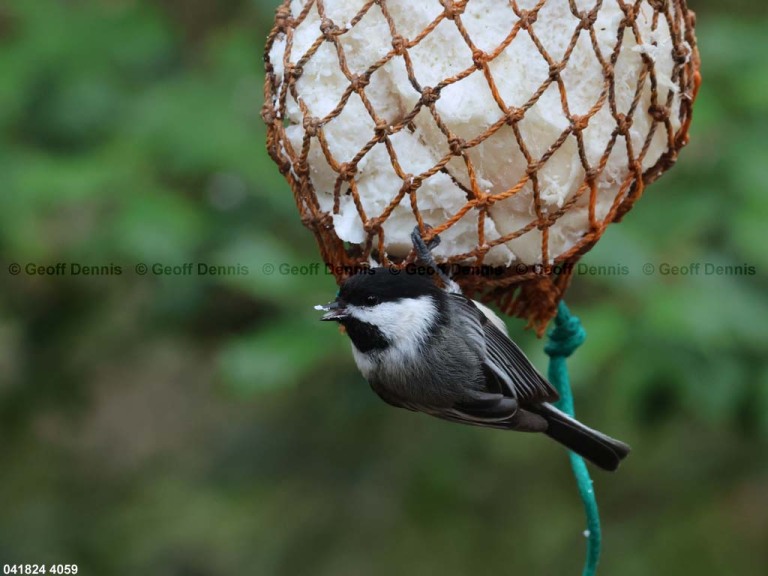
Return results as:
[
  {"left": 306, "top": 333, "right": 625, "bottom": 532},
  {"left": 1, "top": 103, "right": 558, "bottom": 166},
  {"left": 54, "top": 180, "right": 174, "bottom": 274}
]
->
[{"left": 366, "top": 295, "right": 379, "bottom": 306}]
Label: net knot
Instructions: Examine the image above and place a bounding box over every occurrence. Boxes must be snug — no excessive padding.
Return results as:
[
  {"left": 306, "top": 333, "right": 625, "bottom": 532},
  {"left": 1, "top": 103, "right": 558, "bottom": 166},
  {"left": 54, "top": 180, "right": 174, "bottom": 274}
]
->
[
  {"left": 301, "top": 211, "right": 327, "bottom": 228},
  {"left": 337, "top": 162, "right": 357, "bottom": 181},
  {"left": 505, "top": 107, "right": 524, "bottom": 125},
  {"left": 303, "top": 116, "right": 322, "bottom": 137},
  {"left": 472, "top": 49, "right": 488, "bottom": 69},
  {"left": 648, "top": 0, "right": 668, "bottom": 10},
  {"left": 295, "top": 161, "right": 310, "bottom": 178},
  {"left": 474, "top": 194, "right": 491, "bottom": 210},
  {"left": 299, "top": 214, "right": 316, "bottom": 229},
  {"left": 620, "top": 4, "right": 638, "bottom": 27},
  {"left": 578, "top": 11, "right": 598, "bottom": 29},
  {"left": 420, "top": 86, "right": 441, "bottom": 105},
  {"left": 648, "top": 104, "right": 669, "bottom": 122},
  {"left": 441, "top": 0, "right": 466, "bottom": 21},
  {"left": 615, "top": 113, "right": 633, "bottom": 135},
  {"left": 286, "top": 63, "right": 303, "bottom": 80},
  {"left": 400, "top": 174, "right": 415, "bottom": 193},
  {"left": 374, "top": 120, "right": 392, "bottom": 139},
  {"left": 305, "top": 212, "right": 335, "bottom": 232},
  {"left": 673, "top": 44, "right": 691, "bottom": 64},
  {"left": 364, "top": 218, "right": 382, "bottom": 234},
  {"left": 448, "top": 136, "right": 466, "bottom": 156},
  {"left": 320, "top": 18, "right": 340, "bottom": 41},
  {"left": 544, "top": 302, "right": 586, "bottom": 358},
  {"left": 350, "top": 73, "right": 370, "bottom": 91},
  {"left": 391, "top": 34, "right": 407, "bottom": 55},
  {"left": 549, "top": 61, "right": 566, "bottom": 76},
  {"left": 274, "top": 6, "right": 293, "bottom": 31},
  {"left": 571, "top": 114, "right": 589, "bottom": 131},
  {"left": 261, "top": 103, "right": 276, "bottom": 124},
  {"left": 517, "top": 9, "right": 539, "bottom": 29}
]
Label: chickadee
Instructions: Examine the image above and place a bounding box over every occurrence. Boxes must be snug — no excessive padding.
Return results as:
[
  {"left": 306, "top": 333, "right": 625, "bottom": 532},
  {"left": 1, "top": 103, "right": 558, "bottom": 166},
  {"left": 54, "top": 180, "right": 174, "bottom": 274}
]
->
[{"left": 316, "top": 228, "right": 630, "bottom": 471}]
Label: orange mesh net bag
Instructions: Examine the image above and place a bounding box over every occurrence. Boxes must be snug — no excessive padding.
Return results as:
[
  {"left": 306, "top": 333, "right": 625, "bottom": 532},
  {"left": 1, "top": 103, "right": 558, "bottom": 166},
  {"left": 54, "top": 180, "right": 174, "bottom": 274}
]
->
[{"left": 262, "top": 0, "right": 700, "bottom": 333}]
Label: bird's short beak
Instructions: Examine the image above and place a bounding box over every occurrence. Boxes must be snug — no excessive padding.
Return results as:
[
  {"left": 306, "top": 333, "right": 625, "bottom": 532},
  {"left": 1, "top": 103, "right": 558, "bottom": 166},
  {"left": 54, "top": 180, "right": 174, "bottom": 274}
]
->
[{"left": 314, "top": 299, "right": 348, "bottom": 321}]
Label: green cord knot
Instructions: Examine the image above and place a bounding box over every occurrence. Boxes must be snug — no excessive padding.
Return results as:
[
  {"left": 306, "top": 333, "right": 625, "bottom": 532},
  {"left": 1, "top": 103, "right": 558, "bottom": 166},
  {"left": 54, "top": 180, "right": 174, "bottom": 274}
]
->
[{"left": 544, "top": 302, "right": 586, "bottom": 358}]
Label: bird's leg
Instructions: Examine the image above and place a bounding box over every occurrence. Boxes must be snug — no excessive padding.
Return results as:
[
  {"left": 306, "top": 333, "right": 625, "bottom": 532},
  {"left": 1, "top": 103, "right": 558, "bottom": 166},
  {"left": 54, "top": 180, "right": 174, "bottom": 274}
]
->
[
  {"left": 410, "top": 224, "right": 441, "bottom": 270},
  {"left": 411, "top": 225, "right": 454, "bottom": 288}
]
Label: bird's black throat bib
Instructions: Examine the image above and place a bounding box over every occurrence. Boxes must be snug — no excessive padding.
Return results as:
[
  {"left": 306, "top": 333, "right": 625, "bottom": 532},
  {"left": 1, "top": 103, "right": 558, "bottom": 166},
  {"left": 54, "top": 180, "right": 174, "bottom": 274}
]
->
[{"left": 341, "top": 317, "right": 389, "bottom": 353}]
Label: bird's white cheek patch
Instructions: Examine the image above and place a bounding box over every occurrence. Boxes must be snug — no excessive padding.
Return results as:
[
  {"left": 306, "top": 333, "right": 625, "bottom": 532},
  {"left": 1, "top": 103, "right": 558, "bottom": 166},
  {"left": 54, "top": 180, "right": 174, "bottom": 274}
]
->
[{"left": 348, "top": 296, "right": 438, "bottom": 348}]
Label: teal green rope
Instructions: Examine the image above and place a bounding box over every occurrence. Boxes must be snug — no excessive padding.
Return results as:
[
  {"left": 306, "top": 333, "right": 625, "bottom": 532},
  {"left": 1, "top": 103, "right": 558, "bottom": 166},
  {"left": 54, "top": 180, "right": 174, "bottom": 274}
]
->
[{"left": 545, "top": 301, "right": 600, "bottom": 576}]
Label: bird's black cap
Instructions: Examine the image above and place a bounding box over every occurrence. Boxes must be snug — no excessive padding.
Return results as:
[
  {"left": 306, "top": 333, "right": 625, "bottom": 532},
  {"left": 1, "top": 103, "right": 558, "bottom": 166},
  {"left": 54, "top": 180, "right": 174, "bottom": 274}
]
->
[{"left": 338, "top": 267, "right": 443, "bottom": 306}]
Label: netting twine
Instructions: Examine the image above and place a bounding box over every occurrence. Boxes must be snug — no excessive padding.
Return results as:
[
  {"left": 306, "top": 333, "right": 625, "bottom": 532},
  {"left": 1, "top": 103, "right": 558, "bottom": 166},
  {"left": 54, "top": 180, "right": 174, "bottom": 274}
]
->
[{"left": 262, "top": 0, "right": 701, "bottom": 333}]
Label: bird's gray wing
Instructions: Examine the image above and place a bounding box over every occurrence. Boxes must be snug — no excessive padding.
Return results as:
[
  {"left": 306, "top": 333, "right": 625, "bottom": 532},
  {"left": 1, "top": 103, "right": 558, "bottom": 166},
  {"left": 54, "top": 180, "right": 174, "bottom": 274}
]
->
[
  {"left": 424, "top": 391, "right": 548, "bottom": 432},
  {"left": 447, "top": 294, "right": 560, "bottom": 404},
  {"left": 370, "top": 360, "right": 549, "bottom": 431},
  {"left": 370, "top": 372, "right": 526, "bottom": 428}
]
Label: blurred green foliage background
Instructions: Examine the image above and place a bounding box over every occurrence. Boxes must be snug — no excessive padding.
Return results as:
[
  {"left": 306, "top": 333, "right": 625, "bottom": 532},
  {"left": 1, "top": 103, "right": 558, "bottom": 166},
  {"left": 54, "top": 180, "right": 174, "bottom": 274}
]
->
[{"left": 1, "top": 1, "right": 767, "bottom": 574}]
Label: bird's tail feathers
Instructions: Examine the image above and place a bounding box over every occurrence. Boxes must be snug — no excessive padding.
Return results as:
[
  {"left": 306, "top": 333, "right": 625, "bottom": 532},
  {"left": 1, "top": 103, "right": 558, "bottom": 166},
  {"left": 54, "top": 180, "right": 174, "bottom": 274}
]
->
[{"left": 532, "top": 403, "right": 630, "bottom": 472}]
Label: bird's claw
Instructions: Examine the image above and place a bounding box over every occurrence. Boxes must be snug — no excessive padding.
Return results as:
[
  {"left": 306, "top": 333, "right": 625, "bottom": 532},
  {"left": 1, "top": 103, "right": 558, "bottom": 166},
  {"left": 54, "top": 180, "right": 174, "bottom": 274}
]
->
[{"left": 411, "top": 225, "right": 441, "bottom": 258}]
